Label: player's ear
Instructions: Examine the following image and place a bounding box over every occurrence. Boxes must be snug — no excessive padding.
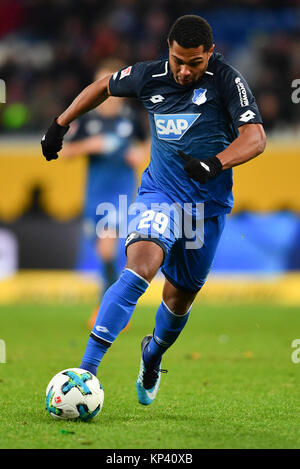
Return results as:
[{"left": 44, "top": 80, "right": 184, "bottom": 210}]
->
[{"left": 208, "top": 44, "right": 215, "bottom": 57}]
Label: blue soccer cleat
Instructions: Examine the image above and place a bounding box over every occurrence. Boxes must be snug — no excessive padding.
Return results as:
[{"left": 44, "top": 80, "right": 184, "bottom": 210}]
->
[{"left": 136, "top": 334, "right": 167, "bottom": 405}]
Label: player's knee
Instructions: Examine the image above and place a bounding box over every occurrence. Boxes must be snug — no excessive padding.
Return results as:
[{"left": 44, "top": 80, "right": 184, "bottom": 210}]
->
[
  {"left": 128, "top": 265, "right": 152, "bottom": 283},
  {"left": 126, "top": 260, "right": 159, "bottom": 283},
  {"left": 126, "top": 240, "right": 164, "bottom": 282}
]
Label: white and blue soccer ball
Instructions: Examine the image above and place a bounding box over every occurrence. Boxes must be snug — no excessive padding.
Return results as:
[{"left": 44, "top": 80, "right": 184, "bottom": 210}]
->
[{"left": 45, "top": 368, "right": 104, "bottom": 421}]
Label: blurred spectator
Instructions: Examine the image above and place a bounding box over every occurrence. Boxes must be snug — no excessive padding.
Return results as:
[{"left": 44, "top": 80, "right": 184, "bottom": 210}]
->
[
  {"left": 0, "top": 0, "right": 26, "bottom": 39},
  {"left": 0, "top": 0, "right": 299, "bottom": 136}
]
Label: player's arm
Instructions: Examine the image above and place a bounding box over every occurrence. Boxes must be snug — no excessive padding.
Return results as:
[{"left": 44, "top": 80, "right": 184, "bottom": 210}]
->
[
  {"left": 179, "top": 65, "right": 266, "bottom": 183},
  {"left": 57, "top": 75, "right": 112, "bottom": 127},
  {"left": 41, "top": 75, "right": 112, "bottom": 161},
  {"left": 215, "top": 123, "right": 266, "bottom": 170},
  {"left": 178, "top": 123, "right": 266, "bottom": 184},
  {"left": 215, "top": 66, "right": 266, "bottom": 170},
  {"left": 42, "top": 62, "right": 141, "bottom": 161}
]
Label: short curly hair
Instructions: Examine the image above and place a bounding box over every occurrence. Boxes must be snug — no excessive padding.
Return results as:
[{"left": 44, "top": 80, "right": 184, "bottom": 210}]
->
[{"left": 168, "top": 15, "right": 213, "bottom": 51}]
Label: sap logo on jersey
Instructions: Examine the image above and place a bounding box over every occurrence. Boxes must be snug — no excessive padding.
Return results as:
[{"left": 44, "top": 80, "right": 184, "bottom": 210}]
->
[{"left": 154, "top": 114, "right": 200, "bottom": 140}]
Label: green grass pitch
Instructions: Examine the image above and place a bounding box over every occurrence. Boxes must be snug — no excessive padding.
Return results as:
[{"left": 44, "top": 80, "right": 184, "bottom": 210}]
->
[{"left": 0, "top": 301, "right": 300, "bottom": 449}]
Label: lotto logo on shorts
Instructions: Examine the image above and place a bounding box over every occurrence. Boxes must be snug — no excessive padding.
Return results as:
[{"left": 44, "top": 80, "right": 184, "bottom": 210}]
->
[
  {"left": 120, "top": 66, "right": 132, "bottom": 80},
  {"left": 154, "top": 114, "right": 200, "bottom": 140}
]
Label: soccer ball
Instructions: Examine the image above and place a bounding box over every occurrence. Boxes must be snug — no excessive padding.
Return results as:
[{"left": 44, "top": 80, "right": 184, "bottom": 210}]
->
[{"left": 45, "top": 368, "right": 104, "bottom": 421}]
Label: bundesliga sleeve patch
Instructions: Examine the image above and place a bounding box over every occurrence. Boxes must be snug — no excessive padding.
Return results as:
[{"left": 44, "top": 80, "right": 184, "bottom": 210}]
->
[{"left": 120, "top": 66, "right": 132, "bottom": 80}]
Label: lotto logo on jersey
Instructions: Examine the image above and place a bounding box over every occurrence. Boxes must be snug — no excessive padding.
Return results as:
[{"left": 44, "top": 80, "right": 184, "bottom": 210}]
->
[{"left": 154, "top": 114, "right": 200, "bottom": 140}]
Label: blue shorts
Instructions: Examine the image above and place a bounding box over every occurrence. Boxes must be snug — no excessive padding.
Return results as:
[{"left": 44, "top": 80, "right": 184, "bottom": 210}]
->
[{"left": 125, "top": 185, "right": 226, "bottom": 293}]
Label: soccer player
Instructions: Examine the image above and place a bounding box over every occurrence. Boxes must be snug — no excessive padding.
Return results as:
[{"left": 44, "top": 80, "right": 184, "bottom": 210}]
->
[
  {"left": 61, "top": 59, "right": 148, "bottom": 328},
  {"left": 41, "top": 15, "right": 266, "bottom": 406}
]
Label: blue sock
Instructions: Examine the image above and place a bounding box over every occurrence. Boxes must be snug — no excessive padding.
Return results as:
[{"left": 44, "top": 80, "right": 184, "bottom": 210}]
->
[
  {"left": 143, "top": 300, "right": 191, "bottom": 369},
  {"left": 80, "top": 342, "right": 108, "bottom": 376},
  {"left": 80, "top": 268, "right": 149, "bottom": 375}
]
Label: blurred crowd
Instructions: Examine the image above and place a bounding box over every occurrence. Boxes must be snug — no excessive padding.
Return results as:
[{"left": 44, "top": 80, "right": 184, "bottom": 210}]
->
[{"left": 0, "top": 0, "right": 299, "bottom": 136}]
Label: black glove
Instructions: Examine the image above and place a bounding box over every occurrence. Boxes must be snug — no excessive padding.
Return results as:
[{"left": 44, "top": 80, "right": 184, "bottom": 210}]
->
[
  {"left": 178, "top": 150, "right": 223, "bottom": 184},
  {"left": 41, "top": 118, "right": 70, "bottom": 161}
]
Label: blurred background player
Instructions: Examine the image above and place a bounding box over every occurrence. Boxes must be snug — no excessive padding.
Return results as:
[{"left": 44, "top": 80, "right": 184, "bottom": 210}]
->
[{"left": 61, "top": 59, "right": 149, "bottom": 328}]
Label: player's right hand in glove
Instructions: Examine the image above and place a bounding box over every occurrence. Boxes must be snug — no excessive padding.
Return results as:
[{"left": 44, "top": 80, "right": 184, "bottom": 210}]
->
[
  {"left": 178, "top": 150, "right": 223, "bottom": 184},
  {"left": 41, "top": 118, "right": 70, "bottom": 161}
]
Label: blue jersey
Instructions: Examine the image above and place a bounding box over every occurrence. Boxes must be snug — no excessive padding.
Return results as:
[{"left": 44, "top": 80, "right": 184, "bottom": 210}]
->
[
  {"left": 67, "top": 109, "right": 146, "bottom": 215},
  {"left": 109, "top": 53, "right": 262, "bottom": 217}
]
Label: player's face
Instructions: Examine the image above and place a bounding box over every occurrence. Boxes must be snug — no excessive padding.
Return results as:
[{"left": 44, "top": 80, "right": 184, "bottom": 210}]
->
[{"left": 168, "top": 40, "right": 214, "bottom": 86}]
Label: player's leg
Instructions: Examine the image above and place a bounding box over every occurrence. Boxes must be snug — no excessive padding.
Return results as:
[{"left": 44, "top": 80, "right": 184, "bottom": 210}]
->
[
  {"left": 150, "top": 214, "right": 226, "bottom": 367},
  {"left": 81, "top": 179, "right": 178, "bottom": 376},
  {"left": 80, "top": 240, "right": 164, "bottom": 376},
  {"left": 125, "top": 240, "right": 164, "bottom": 281},
  {"left": 137, "top": 213, "right": 227, "bottom": 405},
  {"left": 136, "top": 279, "right": 197, "bottom": 405},
  {"left": 142, "top": 278, "right": 197, "bottom": 368}
]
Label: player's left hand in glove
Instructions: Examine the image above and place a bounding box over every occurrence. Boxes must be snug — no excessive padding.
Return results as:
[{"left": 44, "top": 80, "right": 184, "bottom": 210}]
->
[
  {"left": 41, "top": 118, "right": 70, "bottom": 161},
  {"left": 178, "top": 150, "right": 223, "bottom": 184}
]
